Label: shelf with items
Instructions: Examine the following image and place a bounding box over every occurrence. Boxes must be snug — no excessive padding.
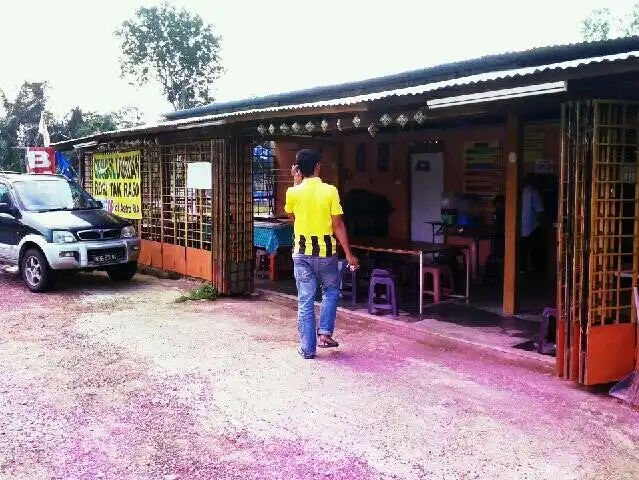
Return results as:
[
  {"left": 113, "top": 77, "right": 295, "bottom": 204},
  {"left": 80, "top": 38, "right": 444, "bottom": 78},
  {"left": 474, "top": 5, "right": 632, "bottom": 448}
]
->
[
  {"left": 523, "top": 125, "right": 547, "bottom": 174},
  {"left": 462, "top": 140, "right": 503, "bottom": 218}
]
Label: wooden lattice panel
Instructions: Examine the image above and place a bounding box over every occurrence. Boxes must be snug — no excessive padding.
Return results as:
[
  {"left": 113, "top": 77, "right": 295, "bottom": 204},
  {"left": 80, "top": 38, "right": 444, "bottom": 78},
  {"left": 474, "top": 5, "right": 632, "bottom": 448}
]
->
[
  {"left": 77, "top": 138, "right": 252, "bottom": 295},
  {"left": 558, "top": 100, "right": 594, "bottom": 380},
  {"left": 140, "top": 146, "right": 161, "bottom": 242},
  {"left": 209, "top": 139, "right": 225, "bottom": 287},
  {"left": 253, "top": 142, "right": 276, "bottom": 216},
  {"left": 160, "top": 143, "right": 212, "bottom": 251},
  {"left": 227, "top": 139, "right": 254, "bottom": 294},
  {"left": 559, "top": 100, "right": 639, "bottom": 385},
  {"left": 82, "top": 152, "right": 93, "bottom": 193},
  {"left": 588, "top": 101, "right": 639, "bottom": 326},
  {"left": 558, "top": 103, "right": 570, "bottom": 378},
  {"left": 571, "top": 104, "right": 589, "bottom": 333}
]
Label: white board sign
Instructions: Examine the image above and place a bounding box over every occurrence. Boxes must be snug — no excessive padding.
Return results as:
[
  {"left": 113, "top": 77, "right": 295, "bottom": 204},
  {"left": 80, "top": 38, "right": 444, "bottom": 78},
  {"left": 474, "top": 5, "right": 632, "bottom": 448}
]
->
[{"left": 187, "top": 162, "right": 212, "bottom": 190}]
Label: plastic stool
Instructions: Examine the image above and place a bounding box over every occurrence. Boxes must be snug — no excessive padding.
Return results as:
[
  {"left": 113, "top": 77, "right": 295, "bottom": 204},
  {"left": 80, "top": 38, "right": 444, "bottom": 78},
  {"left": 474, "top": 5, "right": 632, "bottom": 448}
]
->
[
  {"left": 368, "top": 269, "right": 398, "bottom": 317},
  {"left": 539, "top": 307, "right": 558, "bottom": 354},
  {"left": 254, "top": 249, "right": 270, "bottom": 279},
  {"left": 341, "top": 265, "right": 357, "bottom": 305},
  {"left": 422, "top": 264, "right": 455, "bottom": 304}
]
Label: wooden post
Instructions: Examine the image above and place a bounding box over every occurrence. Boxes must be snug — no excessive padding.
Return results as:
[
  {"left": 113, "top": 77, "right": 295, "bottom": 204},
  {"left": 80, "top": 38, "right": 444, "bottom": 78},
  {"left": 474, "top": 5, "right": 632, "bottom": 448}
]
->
[{"left": 503, "top": 113, "right": 522, "bottom": 315}]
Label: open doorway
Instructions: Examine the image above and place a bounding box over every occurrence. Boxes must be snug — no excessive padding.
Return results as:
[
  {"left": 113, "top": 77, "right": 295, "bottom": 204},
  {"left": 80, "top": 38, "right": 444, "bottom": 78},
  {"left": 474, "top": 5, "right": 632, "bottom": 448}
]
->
[{"left": 410, "top": 152, "right": 444, "bottom": 243}]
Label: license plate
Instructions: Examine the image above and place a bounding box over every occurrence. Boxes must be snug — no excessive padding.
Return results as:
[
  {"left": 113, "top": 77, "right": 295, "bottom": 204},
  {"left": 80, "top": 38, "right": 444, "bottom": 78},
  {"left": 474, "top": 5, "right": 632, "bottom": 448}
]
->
[{"left": 93, "top": 254, "right": 118, "bottom": 264}]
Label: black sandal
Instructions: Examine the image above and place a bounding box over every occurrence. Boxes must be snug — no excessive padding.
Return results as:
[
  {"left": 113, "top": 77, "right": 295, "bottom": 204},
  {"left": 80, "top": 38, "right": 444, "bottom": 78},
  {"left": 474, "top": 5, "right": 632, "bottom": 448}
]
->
[
  {"left": 318, "top": 335, "right": 339, "bottom": 348},
  {"left": 298, "top": 348, "right": 315, "bottom": 359}
]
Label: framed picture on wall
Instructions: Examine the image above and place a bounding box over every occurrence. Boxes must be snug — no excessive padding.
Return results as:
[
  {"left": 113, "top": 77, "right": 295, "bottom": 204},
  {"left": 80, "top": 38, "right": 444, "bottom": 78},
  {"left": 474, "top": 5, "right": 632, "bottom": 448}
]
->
[
  {"left": 355, "top": 143, "right": 366, "bottom": 172},
  {"left": 377, "top": 143, "right": 390, "bottom": 172}
]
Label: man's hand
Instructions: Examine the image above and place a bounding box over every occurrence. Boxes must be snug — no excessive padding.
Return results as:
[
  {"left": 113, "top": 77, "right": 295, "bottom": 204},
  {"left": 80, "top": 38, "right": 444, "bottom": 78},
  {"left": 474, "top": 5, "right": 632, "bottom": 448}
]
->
[
  {"left": 291, "top": 165, "right": 303, "bottom": 186},
  {"left": 346, "top": 254, "right": 359, "bottom": 270},
  {"left": 332, "top": 214, "right": 357, "bottom": 270}
]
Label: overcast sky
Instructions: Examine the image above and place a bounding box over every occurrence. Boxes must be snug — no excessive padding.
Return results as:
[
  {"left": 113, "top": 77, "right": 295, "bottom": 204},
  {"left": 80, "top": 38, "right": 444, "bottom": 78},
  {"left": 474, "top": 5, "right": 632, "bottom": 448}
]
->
[{"left": 1, "top": 0, "right": 636, "bottom": 122}]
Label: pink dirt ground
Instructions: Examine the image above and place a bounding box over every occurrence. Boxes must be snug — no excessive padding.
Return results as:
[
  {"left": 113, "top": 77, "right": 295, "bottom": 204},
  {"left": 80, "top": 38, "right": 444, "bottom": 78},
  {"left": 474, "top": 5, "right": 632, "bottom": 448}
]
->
[{"left": 0, "top": 270, "right": 637, "bottom": 480}]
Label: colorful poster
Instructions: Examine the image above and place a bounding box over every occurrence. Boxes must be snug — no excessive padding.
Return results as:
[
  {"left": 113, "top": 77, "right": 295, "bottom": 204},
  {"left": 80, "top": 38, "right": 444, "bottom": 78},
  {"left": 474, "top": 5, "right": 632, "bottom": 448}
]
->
[
  {"left": 92, "top": 151, "right": 142, "bottom": 219},
  {"left": 25, "top": 147, "right": 56, "bottom": 174}
]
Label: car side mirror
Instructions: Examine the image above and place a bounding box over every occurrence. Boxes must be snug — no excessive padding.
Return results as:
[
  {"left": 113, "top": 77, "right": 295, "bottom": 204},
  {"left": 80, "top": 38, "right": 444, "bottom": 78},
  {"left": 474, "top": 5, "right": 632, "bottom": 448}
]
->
[
  {"left": 96, "top": 201, "right": 103, "bottom": 209},
  {"left": 0, "top": 203, "right": 13, "bottom": 215}
]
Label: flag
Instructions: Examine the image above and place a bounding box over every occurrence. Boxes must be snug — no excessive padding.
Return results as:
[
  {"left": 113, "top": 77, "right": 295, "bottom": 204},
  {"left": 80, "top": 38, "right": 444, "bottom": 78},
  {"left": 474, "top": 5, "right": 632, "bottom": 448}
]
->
[
  {"left": 25, "top": 147, "right": 56, "bottom": 174},
  {"left": 38, "top": 112, "right": 50, "bottom": 147},
  {"left": 55, "top": 151, "right": 75, "bottom": 181}
]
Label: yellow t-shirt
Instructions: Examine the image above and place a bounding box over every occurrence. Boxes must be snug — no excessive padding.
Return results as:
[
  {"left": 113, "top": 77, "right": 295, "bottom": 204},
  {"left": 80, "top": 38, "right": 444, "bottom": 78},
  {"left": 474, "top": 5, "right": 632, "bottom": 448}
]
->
[{"left": 284, "top": 177, "right": 343, "bottom": 257}]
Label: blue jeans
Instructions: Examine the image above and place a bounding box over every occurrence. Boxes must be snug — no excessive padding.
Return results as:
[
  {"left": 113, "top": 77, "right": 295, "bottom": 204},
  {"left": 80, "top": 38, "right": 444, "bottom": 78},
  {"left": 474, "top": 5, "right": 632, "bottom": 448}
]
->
[{"left": 293, "top": 254, "right": 341, "bottom": 357}]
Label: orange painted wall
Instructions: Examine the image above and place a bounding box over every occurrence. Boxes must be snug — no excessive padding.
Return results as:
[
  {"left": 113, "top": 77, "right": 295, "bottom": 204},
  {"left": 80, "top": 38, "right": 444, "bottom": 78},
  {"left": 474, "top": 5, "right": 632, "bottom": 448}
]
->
[
  {"left": 341, "top": 126, "right": 508, "bottom": 240},
  {"left": 272, "top": 123, "right": 559, "bottom": 263},
  {"left": 273, "top": 126, "right": 507, "bottom": 241}
]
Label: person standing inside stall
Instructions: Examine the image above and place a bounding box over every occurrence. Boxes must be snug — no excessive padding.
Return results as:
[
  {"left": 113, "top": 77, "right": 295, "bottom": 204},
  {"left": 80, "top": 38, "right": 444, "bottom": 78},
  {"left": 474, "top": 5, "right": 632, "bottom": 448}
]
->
[
  {"left": 521, "top": 174, "right": 546, "bottom": 275},
  {"left": 285, "top": 149, "right": 359, "bottom": 359}
]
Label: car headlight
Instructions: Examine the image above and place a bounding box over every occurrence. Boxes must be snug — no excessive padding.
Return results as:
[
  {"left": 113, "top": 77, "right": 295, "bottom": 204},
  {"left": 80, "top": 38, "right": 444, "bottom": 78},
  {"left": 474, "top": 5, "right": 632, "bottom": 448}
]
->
[
  {"left": 121, "top": 225, "right": 137, "bottom": 238},
  {"left": 52, "top": 230, "right": 76, "bottom": 244}
]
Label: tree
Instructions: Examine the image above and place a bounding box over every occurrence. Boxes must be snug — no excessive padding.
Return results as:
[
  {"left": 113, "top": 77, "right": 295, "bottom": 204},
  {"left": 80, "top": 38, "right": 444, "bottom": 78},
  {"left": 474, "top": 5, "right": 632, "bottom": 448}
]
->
[
  {"left": 0, "top": 82, "right": 47, "bottom": 171},
  {"left": 581, "top": 4, "right": 639, "bottom": 41},
  {"left": 49, "top": 107, "right": 142, "bottom": 144},
  {"left": 116, "top": 3, "right": 223, "bottom": 111},
  {"left": 581, "top": 8, "right": 615, "bottom": 41},
  {"left": 0, "top": 79, "right": 144, "bottom": 172},
  {"left": 48, "top": 107, "right": 144, "bottom": 173}
]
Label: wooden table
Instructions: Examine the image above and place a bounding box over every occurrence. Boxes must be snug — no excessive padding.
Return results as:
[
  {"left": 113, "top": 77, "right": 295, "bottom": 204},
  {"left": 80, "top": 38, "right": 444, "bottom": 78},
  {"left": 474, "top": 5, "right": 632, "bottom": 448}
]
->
[
  {"left": 349, "top": 238, "right": 471, "bottom": 315},
  {"left": 424, "top": 223, "right": 495, "bottom": 280},
  {"left": 443, "top": 226, "right": 495, "bottom": 281}
]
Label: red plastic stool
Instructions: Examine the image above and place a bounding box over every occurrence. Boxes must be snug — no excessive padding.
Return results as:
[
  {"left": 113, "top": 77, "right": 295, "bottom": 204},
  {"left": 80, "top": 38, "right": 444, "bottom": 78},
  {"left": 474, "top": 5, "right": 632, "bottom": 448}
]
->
[
  {"left": 422, "top": 264, "right": 455, "bottom": 304},
  {"left": 254, "top": 249, "right": 270, "bottom": 279}
]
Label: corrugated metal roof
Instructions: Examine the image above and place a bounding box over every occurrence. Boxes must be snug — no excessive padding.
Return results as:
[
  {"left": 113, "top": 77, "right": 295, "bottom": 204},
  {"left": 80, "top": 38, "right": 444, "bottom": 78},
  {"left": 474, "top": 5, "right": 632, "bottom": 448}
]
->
[
  {"left": 52, "top": 49, "right": 639, "bottom": 149},
  {"left": 165, "top": 35, "right": 639, "bottom": 120},
  {"left": 212, "top": 50, "right": 638, "bottom": 112}
]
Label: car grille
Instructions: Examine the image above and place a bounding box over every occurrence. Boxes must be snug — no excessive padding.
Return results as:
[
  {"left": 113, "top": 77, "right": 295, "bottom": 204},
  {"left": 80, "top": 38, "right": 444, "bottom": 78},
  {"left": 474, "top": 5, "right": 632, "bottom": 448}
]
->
[
  {"left": 87, "top": 247, "right": 127, "bottom": 263},
  {"left": 77, "top": 229, "right": 120, "bottom": 241}
]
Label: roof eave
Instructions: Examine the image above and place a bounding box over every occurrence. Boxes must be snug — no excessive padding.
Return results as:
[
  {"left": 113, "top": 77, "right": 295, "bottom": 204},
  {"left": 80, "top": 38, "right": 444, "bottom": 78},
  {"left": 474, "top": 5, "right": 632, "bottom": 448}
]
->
[
  {"left": 52, "top": 51, "right": 639, "bottom": 150},
  {"left": 164, "top": 36, "right": 639, "bottom": 120}
]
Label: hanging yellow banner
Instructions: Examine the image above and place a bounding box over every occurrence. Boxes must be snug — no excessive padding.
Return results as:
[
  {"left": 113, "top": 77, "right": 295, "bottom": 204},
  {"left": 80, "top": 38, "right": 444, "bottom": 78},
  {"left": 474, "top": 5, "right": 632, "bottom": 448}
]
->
[{"left": 92, "top": 151, "right": 142, "bottom": 219}]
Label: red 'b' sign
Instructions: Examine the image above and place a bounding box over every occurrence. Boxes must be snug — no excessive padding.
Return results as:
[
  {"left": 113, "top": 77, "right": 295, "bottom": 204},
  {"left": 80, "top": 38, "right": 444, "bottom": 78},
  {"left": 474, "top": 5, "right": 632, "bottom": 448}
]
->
[{"left": 25, "top": 147, "right": 56, "bottom": 174}]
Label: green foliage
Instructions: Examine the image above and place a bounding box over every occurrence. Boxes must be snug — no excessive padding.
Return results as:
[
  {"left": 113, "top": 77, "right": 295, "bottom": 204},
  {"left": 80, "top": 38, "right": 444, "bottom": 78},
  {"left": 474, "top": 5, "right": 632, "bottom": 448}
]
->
[
  {"left": 116, "top": 2, "right": 223, "bottom": 111},
  {"left": 0, "top": 80, "right": 144, "bottom": 172},
  {"left": 581, "top": 4, "right": 639, "bottom": 41},
  {"left": 582, "top": 8, "right": 614, "bottom": 41},
  {"left": 175, "top": 283, "right": 220, "bottom": 303},
  {"left": 49, "top": 106, "right": 143, "bottom": 172},
  {"left": 0, "top": 82, "right": 47, "bottom": 171},
  {"left": 49, "top": 106, "right": 141, "bottom": 143}
]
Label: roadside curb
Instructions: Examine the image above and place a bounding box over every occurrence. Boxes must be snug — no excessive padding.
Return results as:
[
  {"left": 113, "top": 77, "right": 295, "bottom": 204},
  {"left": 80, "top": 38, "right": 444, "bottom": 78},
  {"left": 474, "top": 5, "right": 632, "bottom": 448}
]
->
[{"left": 257, "top": 288, "right": 556, "bottom": 368}]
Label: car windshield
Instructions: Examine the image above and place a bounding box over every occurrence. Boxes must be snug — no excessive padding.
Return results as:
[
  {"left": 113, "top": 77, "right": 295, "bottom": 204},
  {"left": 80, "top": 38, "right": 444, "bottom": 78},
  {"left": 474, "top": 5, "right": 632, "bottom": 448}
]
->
[{"left": 13, "top": 179, "right": 101, "bottom": 212}]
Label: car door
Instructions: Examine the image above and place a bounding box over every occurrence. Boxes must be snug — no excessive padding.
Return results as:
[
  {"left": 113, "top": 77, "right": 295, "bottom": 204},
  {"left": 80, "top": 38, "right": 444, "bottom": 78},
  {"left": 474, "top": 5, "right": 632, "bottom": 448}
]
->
[{"left": 0, "top": 183, "right": 19, "bottom": 263}]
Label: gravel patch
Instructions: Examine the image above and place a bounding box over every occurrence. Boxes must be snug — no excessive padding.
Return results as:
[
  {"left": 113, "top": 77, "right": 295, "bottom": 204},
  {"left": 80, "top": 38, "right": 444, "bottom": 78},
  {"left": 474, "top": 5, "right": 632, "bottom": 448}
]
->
[{"left": 0, "top": 269, "right": 637, "bottom": 479}]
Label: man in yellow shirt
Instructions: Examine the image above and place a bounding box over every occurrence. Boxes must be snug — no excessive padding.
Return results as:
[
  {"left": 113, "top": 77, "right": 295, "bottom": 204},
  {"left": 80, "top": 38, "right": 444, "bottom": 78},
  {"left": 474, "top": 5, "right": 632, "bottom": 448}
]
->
[{"left": 285, "top": 149, "right": 359, "bottom": 359}]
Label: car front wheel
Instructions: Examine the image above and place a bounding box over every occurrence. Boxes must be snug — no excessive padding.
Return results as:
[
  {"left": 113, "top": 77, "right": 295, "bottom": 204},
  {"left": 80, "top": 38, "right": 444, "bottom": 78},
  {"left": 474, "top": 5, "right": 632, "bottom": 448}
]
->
[
  {"left": 107, "top": 261, "right": 137, "bottom": 282},
  {"left": 22, "top": 249, "right": 54, "bottom": 293}
]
